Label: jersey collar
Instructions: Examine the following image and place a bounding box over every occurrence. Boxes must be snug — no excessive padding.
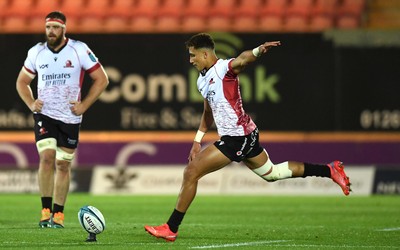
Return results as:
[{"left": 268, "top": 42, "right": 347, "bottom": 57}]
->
[
  {"left": 200, "top": 59, "right": 219, "bottom": 76},
  {"left": 47, "top": 38, "right": 69, "bottom": 54}
]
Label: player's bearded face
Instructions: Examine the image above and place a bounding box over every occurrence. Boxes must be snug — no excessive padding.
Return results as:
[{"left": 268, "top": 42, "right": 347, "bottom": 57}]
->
[
  {"left": 46, "top": 29, "right": 63, "bottom": 47},
  {"left": 45, "top": 17, "right": 66, "bottom": 48}
]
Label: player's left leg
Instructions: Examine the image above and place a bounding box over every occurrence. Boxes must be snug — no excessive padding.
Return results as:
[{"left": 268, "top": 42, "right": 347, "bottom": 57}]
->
[
  {"left": 244, "top": 149, "right": 351, "bottom": 195},
  {"left": 51, "top": 121, "right": 79, "bottom": 228},
  {"left": 244, "top": 149, "right": 305, "bottom": 179}
]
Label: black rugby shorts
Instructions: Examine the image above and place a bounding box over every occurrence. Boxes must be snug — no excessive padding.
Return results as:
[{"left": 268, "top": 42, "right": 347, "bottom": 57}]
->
[
  {"left": 214, "top": 128, "right": 264, "bottom": 162},
  {"left": 33, "top": 114, "right": 80, "bottom": 149}
]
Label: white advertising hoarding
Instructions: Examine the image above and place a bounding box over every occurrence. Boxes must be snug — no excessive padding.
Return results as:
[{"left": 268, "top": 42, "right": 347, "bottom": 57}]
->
[{"left": 90, "top": 164, "right": 375, "bottom": 196}]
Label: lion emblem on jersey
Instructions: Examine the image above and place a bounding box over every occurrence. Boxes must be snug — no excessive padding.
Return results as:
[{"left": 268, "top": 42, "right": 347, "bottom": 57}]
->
[{"left": 63, "top": 60, "right": 74, "bottom": 68}]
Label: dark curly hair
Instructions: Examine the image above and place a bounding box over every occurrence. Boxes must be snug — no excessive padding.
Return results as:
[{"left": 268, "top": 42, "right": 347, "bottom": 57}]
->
[{"left": 185, "top": 33, "right": 215, "bottom": 50}]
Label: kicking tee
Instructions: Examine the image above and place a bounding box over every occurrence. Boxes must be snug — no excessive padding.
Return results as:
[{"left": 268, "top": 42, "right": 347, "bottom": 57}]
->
[
  {"left": 197, "top": 59, "right": 256, "bottom": 137},
  {"left": 22, "top": 38, "right": 101, "bottom": 124}
]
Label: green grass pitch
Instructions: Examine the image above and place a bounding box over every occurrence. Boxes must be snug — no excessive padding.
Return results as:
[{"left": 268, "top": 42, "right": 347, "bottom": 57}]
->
[{"left": 0, "top": 194, "right": 399, "bottom": 249}]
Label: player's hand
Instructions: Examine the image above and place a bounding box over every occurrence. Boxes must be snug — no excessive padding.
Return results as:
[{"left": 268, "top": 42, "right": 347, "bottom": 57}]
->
[
  {"left": 70, "top": 101, "right": 86, "bottom": 116},
  {"left": 30, "top": 99, "right": 43, "bottom": 112},
  {"left": 258, "top": 41, "right": 281, "bottom": 54},
  {"left": 188, "top": 142, "right": 201, "bottom": 162}
]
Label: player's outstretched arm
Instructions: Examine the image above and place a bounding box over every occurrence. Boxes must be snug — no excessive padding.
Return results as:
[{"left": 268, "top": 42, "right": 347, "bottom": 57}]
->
[{"left": 231, "top": 41, "right": 281, "bottom": 75}]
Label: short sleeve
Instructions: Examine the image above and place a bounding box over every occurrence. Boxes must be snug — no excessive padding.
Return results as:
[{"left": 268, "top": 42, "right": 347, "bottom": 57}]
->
[
  {"left": 23, "top": 45, "right": 40, "bottom": 78},
  {"left": 76, "top": 41, "right": 101, "bottom": 73}
]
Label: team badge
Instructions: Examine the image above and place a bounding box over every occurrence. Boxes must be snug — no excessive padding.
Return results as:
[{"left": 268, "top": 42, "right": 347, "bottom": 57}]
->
[
  {"left": 64, "top": 60, "right": 74, "bottom": 68},
  {"left": 39, "top": 127, "right": 48, "bottom": 135}
]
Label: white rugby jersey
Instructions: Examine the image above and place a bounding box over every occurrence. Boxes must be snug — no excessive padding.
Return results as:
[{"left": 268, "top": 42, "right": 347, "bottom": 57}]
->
[
  {"left": 23, "top": 38, "right": 101, "bottom": 124},
  {"left": 197, "top": 59, "right": 256, "bottom": 136}
]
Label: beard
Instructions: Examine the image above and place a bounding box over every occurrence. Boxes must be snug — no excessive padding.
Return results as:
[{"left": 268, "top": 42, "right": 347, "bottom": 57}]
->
[{"left": 46, "top": 33, "right": 63, "bottom": 48}]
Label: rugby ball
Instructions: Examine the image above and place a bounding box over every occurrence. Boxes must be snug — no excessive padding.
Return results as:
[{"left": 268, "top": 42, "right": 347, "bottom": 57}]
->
[{"left": 78, "top": 205, "right": 106, "bottom": 234}]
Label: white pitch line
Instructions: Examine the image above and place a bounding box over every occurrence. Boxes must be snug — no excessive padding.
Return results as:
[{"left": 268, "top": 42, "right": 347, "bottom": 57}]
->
[
  {"left": 269, "top": 244, "right": 399, "bottom": 249},
  {"left": 376, "top": 227, "right": 400, "bottom": 232},
  {"left": 190, "top": 240, "right": 290, "bottom": 249}
]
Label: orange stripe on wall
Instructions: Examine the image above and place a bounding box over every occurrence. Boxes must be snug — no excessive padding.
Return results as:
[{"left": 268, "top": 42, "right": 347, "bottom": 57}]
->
[{"left": 0, "top": 131, "right": 399, "bottom": 143}]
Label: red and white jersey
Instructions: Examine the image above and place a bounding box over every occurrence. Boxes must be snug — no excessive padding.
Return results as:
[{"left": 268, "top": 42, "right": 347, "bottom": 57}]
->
[
  {"left": 197, "top": 59, "right": 256, "bottom": 136},
  {"left": 22, "top": 38, "right": 101, "bottom": 124}
]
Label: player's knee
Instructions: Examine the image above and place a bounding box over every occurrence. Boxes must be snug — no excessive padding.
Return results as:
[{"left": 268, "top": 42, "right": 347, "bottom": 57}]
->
[
  {"left": 56, "top": 147, "right": 75, "bottom": 162},
  {"left": 183, "top": 164, "right": 201, "bottom": 182},
  {"left": 56, "top": 161, "right": 71, "bottom": 173},
  {"left": 40, "top": 153, "right": 56, "bottom": 167},
  {"left": 251, "top": 159, "right": 292, "bottom": 182}
]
